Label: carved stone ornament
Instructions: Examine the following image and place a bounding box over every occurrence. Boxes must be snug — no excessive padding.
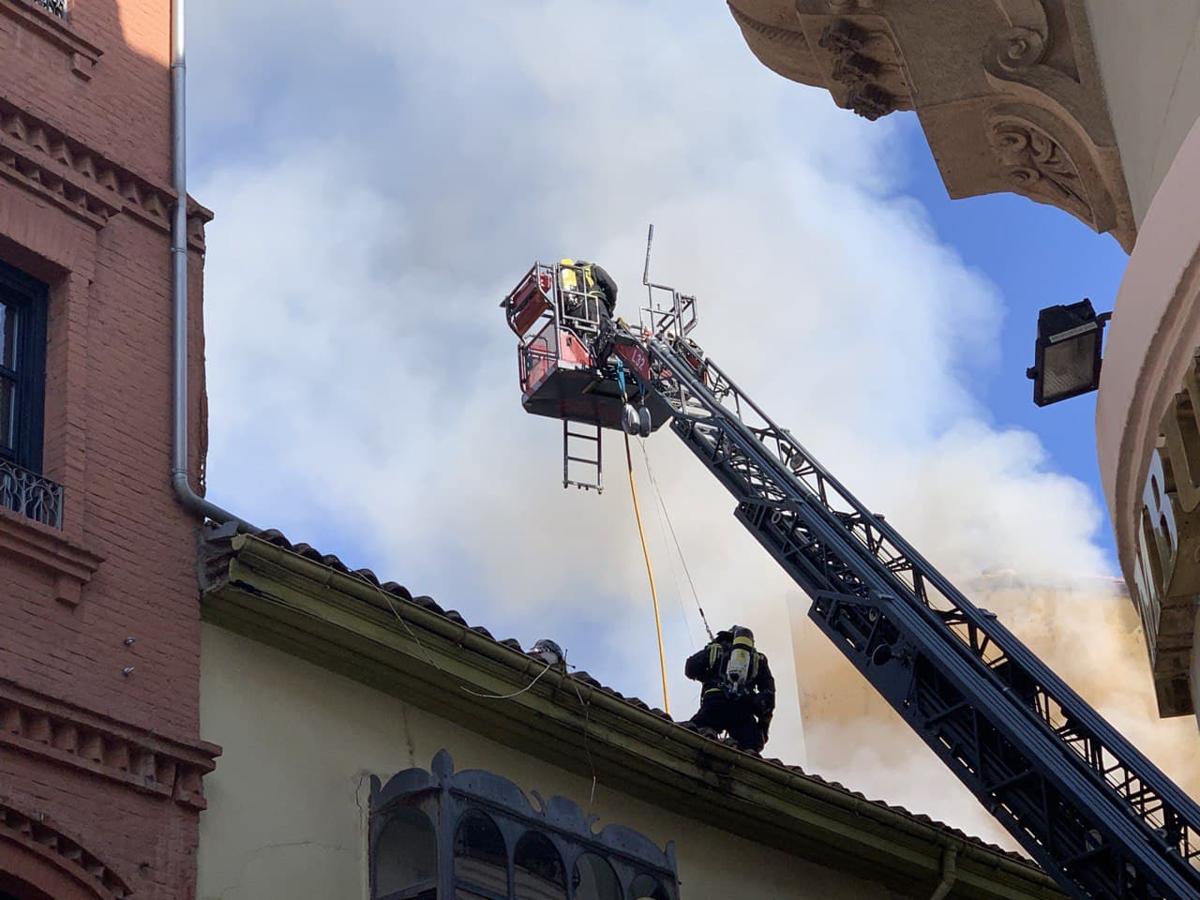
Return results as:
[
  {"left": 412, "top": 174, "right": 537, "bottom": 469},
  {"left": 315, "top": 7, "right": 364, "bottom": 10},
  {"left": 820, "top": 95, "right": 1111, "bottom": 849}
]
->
[
  {"left": 727, "top": 0, "right": 1137, "bottom": 250},
  {"left": 987, "top": 113, "right": 1089, "bottom": 222}
]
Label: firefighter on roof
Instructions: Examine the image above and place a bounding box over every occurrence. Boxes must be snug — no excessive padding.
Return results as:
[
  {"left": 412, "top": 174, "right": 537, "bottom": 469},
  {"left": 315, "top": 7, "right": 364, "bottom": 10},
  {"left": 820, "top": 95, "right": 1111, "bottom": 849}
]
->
[{"left": 684, "top": 626, "right": 776, "bottom": 754}]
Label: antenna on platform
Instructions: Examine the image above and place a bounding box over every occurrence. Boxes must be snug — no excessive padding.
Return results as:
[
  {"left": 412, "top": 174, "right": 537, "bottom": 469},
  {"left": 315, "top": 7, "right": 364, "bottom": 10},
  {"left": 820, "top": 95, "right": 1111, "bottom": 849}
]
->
[{"left": 642, "top": 223, "right": 655, "bottom": 287}]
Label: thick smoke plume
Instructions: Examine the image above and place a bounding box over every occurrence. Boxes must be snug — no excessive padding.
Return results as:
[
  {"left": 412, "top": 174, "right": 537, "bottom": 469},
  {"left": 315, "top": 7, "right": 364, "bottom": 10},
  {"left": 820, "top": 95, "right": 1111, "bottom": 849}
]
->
[
  {"left": 796, "top": 574, "right": 1200, "bottom": 849},
  {"left": 184, "top": 0, "right": 1193, "bottom": 849}
]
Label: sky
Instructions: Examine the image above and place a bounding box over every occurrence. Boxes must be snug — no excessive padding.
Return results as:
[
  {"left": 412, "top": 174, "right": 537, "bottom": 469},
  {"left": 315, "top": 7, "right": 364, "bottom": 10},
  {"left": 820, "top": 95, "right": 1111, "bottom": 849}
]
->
[{"left": 186, "top": 0, "right": 1190, "bottom": 850}]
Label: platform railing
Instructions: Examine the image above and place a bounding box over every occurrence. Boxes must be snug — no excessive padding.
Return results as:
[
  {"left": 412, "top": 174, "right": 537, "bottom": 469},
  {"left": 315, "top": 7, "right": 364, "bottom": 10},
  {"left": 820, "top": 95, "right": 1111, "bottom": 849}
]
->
[{"left": 0, "top": 458, "right": 64, "bottom": 529}]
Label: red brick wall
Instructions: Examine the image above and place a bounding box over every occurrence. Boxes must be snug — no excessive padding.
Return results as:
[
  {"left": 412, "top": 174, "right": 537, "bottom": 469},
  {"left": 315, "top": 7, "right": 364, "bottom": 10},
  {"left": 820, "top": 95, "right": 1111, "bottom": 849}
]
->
[{"left": 0, "top": 1, "right": 216, "bottom": 897}]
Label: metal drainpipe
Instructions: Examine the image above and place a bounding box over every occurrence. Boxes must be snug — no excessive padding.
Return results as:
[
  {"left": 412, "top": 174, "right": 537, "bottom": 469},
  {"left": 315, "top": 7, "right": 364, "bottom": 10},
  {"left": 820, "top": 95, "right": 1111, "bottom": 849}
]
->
[
  {"left": 170, "top": 0, "right": 256, "bottom": 532},
  {"left": 929, "top": 845, "right": 958, "bottom": 900}
]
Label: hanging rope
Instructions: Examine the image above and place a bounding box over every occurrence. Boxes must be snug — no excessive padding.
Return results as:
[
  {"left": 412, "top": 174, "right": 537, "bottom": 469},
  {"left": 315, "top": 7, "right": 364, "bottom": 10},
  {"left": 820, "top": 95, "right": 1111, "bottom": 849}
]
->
[
  {"left": 623, "top": 430, "right": 671, "bottom": 715},
  {"left": 637, "top": 438, "right": 715, "bottom": 641}
]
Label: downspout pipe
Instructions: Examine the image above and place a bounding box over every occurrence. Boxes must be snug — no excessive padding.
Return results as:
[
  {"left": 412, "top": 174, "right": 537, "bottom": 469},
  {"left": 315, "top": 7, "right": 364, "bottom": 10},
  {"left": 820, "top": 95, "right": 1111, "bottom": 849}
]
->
[
  {"left": 929, "top": 845, "right": 958, "bottom": 900},
  {"left": 170, "top": 0, "right": 257, "bottom": 532}
]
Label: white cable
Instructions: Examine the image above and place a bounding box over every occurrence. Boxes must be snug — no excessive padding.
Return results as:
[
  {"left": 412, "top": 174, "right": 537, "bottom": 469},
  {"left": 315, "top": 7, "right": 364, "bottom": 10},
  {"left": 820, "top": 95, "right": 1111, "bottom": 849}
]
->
[
  {"left": 637, "top": 438, "right": 714, "bottom": 641},
  {"left": 461, "top": 661, "right": 554, "bottom": 700}
]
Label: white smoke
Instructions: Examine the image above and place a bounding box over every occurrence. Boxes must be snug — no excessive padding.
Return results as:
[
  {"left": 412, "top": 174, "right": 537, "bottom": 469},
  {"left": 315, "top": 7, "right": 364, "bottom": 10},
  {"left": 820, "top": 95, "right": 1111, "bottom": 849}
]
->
[{"left": 188, "top": 0, "right": 1196, "bottom": 848}]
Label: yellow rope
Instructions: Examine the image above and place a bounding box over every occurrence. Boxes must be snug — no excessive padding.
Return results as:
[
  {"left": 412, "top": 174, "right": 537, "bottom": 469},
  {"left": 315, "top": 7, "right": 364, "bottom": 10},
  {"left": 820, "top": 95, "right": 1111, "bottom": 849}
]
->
[{"left": 624, "top": 431, "right": 671, "bottom": 715}]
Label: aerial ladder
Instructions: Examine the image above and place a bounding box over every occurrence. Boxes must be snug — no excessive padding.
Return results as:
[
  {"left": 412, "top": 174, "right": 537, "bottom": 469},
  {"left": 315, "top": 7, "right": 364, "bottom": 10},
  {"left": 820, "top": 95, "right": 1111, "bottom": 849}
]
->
[{"left": 501, "top": 253, "right": 1200, "bottom": 899}]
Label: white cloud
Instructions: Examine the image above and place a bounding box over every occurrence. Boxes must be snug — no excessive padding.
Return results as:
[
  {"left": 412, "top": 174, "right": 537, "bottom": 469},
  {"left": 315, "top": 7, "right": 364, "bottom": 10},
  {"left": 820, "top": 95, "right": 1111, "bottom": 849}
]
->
[{"left": 190, "top": 0, "right": 1188, "bottom": 849}]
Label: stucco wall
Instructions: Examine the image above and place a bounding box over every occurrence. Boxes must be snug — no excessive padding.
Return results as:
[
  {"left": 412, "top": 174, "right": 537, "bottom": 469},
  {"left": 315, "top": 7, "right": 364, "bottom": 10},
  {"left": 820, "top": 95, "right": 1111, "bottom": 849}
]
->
[
  {"left": 197, "top": 624, "right": 905, "bottom": 900},
  {"left": 1086, "top": 0, "right": 1200, "bottom": 226}
]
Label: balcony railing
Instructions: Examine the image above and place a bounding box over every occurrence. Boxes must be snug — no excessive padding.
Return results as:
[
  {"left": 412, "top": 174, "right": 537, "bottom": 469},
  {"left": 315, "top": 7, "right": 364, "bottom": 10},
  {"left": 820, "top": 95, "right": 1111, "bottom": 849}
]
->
[
  {"left": 30, "top": 0, "right": 68, "bottom": 20},
  {"left": 0, "top": 458, "right": 63, "bottom": 529}
]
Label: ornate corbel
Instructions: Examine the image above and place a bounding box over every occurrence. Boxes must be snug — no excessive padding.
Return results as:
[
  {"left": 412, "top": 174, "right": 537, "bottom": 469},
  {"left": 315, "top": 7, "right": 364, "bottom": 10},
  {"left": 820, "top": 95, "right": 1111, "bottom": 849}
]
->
[{"left": 727, "top": 0, "right": 1137, "bottom": 250}]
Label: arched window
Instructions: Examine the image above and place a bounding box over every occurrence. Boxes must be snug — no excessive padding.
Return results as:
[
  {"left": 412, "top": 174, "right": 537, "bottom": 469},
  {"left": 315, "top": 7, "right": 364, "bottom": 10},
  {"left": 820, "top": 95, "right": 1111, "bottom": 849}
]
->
[
  {"left": 455, "top": 810, "right": 508, "bottom": 898},
  {"left": 373, "top": 807, "right": 437, "bottom": 900},
  {"left": 513, "top": 831, "right": 566, "bottom": 900},
  {"left": 572, "top": 852, "right": 620, "bottom": 900},
  {"left": 629, "top": 873, "right": 670, "bottom": 900}
]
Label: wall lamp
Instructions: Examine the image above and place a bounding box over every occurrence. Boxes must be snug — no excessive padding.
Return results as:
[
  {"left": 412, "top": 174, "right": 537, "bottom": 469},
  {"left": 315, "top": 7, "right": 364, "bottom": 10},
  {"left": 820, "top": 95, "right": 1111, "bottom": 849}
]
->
[{"left": 1026, "top": 299, "right": 1112, "bottom": 407}]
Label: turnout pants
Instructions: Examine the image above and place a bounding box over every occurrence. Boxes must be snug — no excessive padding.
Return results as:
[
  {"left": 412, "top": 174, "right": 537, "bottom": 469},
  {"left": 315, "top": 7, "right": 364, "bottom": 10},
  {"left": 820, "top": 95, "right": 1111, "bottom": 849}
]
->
[{"left": 689, "top": 693, "right": 764, "bottom": 753}]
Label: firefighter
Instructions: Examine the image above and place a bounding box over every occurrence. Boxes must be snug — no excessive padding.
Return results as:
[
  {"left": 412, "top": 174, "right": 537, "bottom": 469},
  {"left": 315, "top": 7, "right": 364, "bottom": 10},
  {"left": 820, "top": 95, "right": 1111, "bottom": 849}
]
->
[
  {"left": 684, "top": 626, "right": 775, "bottom": 754},
  {"left": 559, "top": 258, "right": 618, "bottom": 322}
]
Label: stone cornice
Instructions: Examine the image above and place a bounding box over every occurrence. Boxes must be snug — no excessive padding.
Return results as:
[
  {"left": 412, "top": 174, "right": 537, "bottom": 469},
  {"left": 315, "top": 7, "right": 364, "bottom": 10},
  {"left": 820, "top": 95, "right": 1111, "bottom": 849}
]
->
[
  {"left": 0, "top": 0, "right": 103, "bottom": 80},
  {"left": 0, "top": 96, "right": 211, "bottom": 248},
  {"left": 728, "top": 0, "right": 1136, "bottom": 251},
  {"left": 0, "top": 507, "right": 103, "bottom": 607},
  {"left": 0, "top": 678, "right": 221, "bottom": 811},
  {"left": 0, "top": 795, "right": 131, "bottom": 898}
]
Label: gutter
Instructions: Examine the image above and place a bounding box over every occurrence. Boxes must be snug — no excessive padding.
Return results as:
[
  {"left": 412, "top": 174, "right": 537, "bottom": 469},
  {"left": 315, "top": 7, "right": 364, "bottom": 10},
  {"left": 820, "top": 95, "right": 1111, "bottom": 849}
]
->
[
  {"left": 170, "top": 0, "right": 257, "bottom": 532},
  {"left": 223, "top": 533, "right": 1061, "bottom": 895}
]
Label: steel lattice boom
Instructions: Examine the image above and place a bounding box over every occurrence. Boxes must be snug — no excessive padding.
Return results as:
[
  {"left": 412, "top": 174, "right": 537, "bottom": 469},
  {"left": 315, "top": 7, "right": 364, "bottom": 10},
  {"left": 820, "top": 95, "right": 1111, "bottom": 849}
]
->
[
  {"left": 501, "top": 258, "right": 1200, "bottom": 898},
  {"left": 637, "top": 327, "right": 1200, "bottom": 900}
]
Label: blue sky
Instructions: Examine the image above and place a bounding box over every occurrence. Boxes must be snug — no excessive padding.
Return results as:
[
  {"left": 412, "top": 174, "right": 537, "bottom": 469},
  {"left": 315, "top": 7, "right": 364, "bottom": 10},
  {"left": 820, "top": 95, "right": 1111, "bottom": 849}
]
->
[{"left": 893, "top": 116, "right": 1129, "bottom": 562}]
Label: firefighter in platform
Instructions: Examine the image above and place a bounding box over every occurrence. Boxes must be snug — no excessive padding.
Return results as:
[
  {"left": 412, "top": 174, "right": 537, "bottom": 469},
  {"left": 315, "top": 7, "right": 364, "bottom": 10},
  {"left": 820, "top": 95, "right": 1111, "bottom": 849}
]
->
[
  {"left": 684, "top": 626, "right": 775, "bottom": 754},
  {"left": 559, "top": 258, "right": 618, "bottom": 322}
]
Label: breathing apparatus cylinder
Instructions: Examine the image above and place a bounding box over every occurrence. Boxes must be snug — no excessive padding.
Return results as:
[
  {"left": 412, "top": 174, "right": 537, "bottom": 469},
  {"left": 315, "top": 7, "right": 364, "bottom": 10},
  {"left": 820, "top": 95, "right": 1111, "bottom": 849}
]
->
[{"left": 722, "top": 627, "right": 756, "bottom": 698}]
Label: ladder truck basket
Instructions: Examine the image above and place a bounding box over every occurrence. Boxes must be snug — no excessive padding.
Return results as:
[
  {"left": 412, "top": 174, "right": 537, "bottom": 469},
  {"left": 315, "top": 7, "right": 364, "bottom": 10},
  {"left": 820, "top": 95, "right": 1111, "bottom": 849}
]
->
[{"left": 501, "top": 261, "right": 672, "bottom": 434}]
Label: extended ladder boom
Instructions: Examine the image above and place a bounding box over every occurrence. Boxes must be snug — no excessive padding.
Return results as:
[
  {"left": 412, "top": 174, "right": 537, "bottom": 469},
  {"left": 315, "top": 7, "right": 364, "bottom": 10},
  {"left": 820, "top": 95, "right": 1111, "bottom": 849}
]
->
[{"left": 638, "top": 328, "right": 1200, "bottom": 899}]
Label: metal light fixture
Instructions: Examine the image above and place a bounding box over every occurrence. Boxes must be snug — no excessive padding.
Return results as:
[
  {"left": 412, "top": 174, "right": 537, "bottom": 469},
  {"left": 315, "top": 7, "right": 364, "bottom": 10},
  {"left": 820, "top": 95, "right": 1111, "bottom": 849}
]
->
[{"left": 1026, "top": 299, "right": 1112, "bottom": 407}]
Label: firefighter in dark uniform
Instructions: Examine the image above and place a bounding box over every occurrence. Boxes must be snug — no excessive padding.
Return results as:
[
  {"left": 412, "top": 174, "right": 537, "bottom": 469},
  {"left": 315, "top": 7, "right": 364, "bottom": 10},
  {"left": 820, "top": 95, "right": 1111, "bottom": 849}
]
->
[
  {"left": 559, "top": 258, "right": 618, "bottom": 322},
  {"left": 684, "top": 625, "right": 776, "bottom": 754}
]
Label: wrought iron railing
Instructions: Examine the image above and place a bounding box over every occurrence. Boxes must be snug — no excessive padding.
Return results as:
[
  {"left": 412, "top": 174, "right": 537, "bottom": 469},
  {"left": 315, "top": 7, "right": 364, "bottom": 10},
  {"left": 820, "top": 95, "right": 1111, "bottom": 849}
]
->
[
  {"left": 0, "top": 458, "right": 63, "bottom": 528},
  {"left": 29, "top": 0, "right": 68, "bottom": 20}
]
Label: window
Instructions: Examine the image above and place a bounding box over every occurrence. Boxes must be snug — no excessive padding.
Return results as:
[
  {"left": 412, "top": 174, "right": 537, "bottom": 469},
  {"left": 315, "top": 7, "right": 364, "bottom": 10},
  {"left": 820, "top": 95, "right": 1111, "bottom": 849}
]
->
[
  {"left": 628, "top": 875, "right": 669, "bottom": 900},
  {"left": 572, "top": 854, "right": 619, "bottom": 900},
  {"left": 513, "top": 832, "right": 565, "bottom": 900},
  {"left": 454, "top": 811, "right": 507, "bottom": 899},
  {"left": 371, "top": 751, "right": 678, "bottom": 900},
  {"left": 0, "top": 261, "right": 48, "bottom": 474},
  {"left": 374, "top": 808, "right": 437, "bottom": 900}
]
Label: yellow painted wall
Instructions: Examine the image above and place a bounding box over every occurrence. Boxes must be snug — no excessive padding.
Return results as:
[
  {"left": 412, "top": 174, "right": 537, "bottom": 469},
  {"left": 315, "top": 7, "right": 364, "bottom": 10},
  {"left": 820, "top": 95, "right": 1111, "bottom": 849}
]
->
[
  {"left": 1087, "top": 0, "right": 1200, "bottom": 225},
  {"left": 196, "top": 624, "right": 905, "bottom": 900}
]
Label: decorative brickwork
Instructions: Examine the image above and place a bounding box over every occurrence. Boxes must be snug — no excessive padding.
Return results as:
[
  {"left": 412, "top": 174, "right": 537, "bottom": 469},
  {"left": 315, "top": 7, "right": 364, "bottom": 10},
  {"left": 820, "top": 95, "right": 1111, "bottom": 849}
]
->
[
  {"left": 0, "top": 798, "right": 132, "bottom": 899},
  {"left": 0, "top": 97, "right": 210, "bottom": 246},
  {"left": 0, "top": 0, "right": 218, "bottom": 896},
  {"left": 0, "top": 679, "right": 219, "bottom": 809}
]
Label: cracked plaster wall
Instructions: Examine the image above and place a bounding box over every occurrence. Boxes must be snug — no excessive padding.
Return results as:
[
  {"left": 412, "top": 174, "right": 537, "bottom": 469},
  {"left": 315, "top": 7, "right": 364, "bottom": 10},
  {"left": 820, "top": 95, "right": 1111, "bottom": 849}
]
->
[{"left": 194, "top": 624, "right": 904, "bottom": 900}]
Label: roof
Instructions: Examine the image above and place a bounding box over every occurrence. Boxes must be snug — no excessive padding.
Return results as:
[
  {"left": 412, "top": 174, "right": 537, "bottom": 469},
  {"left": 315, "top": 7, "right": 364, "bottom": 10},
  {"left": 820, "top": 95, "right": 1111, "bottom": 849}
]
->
[{"left": 200, "top": 523, "right": 1065, "bottom": 899}]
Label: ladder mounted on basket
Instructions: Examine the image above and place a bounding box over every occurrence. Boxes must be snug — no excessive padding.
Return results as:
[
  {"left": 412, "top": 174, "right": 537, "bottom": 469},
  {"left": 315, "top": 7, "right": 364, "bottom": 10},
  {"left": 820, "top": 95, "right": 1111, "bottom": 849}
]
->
[{"left": 563, "top": 420, "right": 603, "bottom": 492}]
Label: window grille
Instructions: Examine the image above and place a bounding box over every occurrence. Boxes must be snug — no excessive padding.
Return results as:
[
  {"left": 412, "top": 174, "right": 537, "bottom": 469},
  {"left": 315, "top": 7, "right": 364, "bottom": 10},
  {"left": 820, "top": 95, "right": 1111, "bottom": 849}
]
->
[
  {"left": 370, "top": 751, "right": 678, "bottom": 900},
  {"left": 29, "top": 0, "right": 68, "bottom": 20},
  {"left": 0, "top": 261, "right": 56, "bottom": 528}
]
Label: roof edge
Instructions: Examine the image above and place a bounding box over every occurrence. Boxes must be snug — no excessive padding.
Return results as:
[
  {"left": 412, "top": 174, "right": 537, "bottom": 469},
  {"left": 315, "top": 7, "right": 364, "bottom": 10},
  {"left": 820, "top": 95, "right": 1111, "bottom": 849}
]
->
[{"left": 201, "top": 530, "right": 1063, "bottom": 899}]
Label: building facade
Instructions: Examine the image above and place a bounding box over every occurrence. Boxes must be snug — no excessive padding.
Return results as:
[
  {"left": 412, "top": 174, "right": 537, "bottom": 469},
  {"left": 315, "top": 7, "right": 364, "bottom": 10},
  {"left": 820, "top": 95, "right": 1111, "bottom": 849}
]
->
[
  {"left": 196, "top": 528, "right": 1063, "bottom": 900},
  {"left": 727, "top": 0, "right": 1200, "bottom": 725},
  {"left": 0, "top": 0, "right": 217, "bottom": 897}
]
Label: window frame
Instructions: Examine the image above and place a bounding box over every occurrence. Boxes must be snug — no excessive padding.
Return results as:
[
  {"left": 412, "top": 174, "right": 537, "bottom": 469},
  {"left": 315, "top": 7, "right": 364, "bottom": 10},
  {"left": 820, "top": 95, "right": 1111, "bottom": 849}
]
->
[
  {"left": 370, "top": 752, "right": 679, "bottom": 900},
  {"left": 0, "top": 260, "right": 48, "bottom": 474}
]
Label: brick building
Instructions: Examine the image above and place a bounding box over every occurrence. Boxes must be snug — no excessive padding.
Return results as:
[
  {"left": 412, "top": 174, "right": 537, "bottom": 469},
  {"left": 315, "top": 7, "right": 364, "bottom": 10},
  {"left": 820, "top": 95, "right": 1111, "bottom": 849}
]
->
[{"left": 0, "top": 0, "right": 217, "bottom": 897}]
